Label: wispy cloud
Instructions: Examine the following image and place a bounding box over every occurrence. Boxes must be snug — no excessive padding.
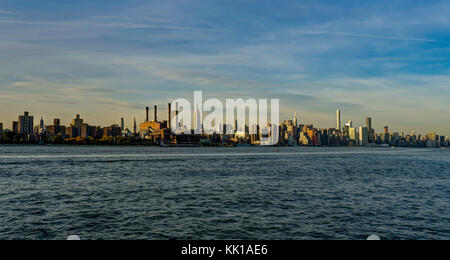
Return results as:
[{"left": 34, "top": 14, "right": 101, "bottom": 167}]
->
[
  {"left": 0, "top": 10, "right": 22, "bottom": 16},
  {"left": 0, "top": 0, "right": 449, "bottom": 135},
  {"left": 0, "top": 17, "right": 445, "bottom": 44}
]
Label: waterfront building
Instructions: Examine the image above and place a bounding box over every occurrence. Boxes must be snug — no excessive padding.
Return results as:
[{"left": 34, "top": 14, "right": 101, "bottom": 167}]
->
[
  {"left": 81, "top": 124, "right": 98, "bottom": 138},
  {"left": 47, "top": 119, "right": 66, "bottom": 136},
  {"left": 140, "top": 106, "right": 164, "bottom": 134},
  {"left": 103, "top": 125, "right": 122, "bottom": 137},
  {"left": 12, "top": 121, "right": 19, "bottom": 133},
  {"left": 66, "top": 127, "right": 80, "bottom": 138},
  {"left": 71, "top": 114, "right": 83, "bottom": 127},
  {"left": 18, "top": 112, "right": 34, "bottom": 135},
  {"left": 345, "top": 120, "right": 353, "bottom": 128},
  {"left": 349, "top": 128, "right": 357, "bottom": 142},
  {"left": 366, "top": 117, "right": 374, "bottom": 143},
  {"left": 336, "top": 109, "right": 341, "bottom": 131},
  {"left": 38, "top": 117, "right": 45, "bottom": 134},
  {"left": 359, "top": 126, "right": 369, "bottom": 146}
]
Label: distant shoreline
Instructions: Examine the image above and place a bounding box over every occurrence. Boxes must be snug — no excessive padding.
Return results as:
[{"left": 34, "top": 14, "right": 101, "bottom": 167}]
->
[{"left": 0, "top": 143, "right": 448, "bottom": 149}]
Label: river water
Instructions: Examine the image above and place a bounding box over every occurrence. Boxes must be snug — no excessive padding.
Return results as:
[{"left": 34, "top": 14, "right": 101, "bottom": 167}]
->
[{"left": 0, "top": 145, "right": 449, "bottom": 240}]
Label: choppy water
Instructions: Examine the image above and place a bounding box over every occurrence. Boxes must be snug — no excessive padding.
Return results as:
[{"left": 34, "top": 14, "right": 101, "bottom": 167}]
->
[{"left": 0, "top": 145, "right": 449, "bottom": 240}]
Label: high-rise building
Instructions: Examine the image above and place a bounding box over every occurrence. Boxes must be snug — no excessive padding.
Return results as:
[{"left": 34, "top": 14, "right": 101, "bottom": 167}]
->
[
  {"left": 12, "top": 121, "right": 19, "bottom": 133},
  {"left": 18, "top": 112, "right": 34, "bottom": 135},
  {"left": 349, "top": 127, "right": 357, "bottom": 141},
  {"left": 426, "top": 132, "right": 438, "bottom": 141},
  {"left": 293, "top": 113, "right": 298, "bottom": 128},
  {"left": 38, "top": 117, "right": 45, "bottom": 134},
  {"left": 345, "top": 120, "right": 353, "bottom": 128},
  {"left": 193, "top": 104, "right": 202, "bottom": 134},
  {"left": 359, "top": 126, "right": 369, "bottom": 146},
  {"left": 71, "top": 114, "right": 83, "bottom": 127},
  {"left": 47, "top": 118, "right": 65, "bottom": 136},
  {"left": 336, "top": 109, "right": 341, "bottom": 131},
  {"left": 103, "top": 125, "right": 122, "bottom": 137},
  {"left": 121, "top": 118, "right": 125, "bottom": 131},
  {"left": 366, "top": 117, "right": 372, "bottom": 131},
  {"left": 366, "top": 117, "right": 374, "bottom": 143},
  {"left": 133, "top": 118, "right": 137, "bottom": 135}
]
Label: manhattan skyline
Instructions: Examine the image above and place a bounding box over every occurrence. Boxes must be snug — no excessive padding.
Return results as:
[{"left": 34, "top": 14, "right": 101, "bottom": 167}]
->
[{"left": 0, "top": 0, "right": 449, "bottom": 135}]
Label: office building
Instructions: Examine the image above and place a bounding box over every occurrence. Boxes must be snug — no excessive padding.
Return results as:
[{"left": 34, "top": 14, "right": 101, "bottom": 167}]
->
[
  {"left": 359, "top": 126, "right": 369, "bottom": 146},
  {"left": 366, "top": 117, "right": 374, "bottom": 143},
  {"left": 71, "top": 114, "right": 84, "bottom": 127},
  {"left": 47, "top": 119, "right": 66, "bottom": 136},
  {"left": 18, "top": 112, "right": 34, "bottom": 135},
  {"left": 103, "top": 125, "right": 122, "bottom": 137},
  {"left": 336, "top": 109, "right": 341, "bottom": 131},
  {"left": 349, "top": 127, "right": 357, "bottom": 141},
  {"left": 12, "top": 121, "right": 19, "bottom": 133}
]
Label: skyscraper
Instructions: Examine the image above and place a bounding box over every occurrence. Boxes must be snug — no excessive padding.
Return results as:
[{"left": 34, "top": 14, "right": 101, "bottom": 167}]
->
[
  {"left": 349, "top": 127, "right": 357, "bottom": 141},
  {"left": 359, "top": 126, "right": 369, "bottom": 146},
  {"left": 121, "top": 118, "right": 125, "bottom": 131},
  {"left": 345, "top": 120, "right": 353, "bottom": 128},
  {"left": 12, "top": 121, "right": 19, "bottom": 133},
  {"left": 18, "top": 112, "right": 34, "bottom": 135},
  {"left": 336, "top": 109, "right": 341, "bottom": 131},
  {"left": 71, "top": 114, "right": 83, "bottom": 127},
  {"left": 133, "top": 118, "right": 137, "bottom": 135},
  {"left": 193, "top": 104, "right": 202, "bottom": 134},
  {"left": 38, "top": 117, "right": 45, "bottom": 134},
  {"left": 366, "top": 117, "right": 372, "bottom": 131},
  {"left": 366, "top": 117, "right": 374, "bottom": 142},
  {"left": 293, "top": 113, "right": 298, "bottom": 128}
]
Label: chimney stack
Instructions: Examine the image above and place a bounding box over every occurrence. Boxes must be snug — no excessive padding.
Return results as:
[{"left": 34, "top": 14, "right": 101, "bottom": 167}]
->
[
  {"left": 175, "top": 103, "right": 179, "bottom": 129},
  {"left": 168, "top": 103, "right": 172, "bottom": 130},
  {"left": 154, "top": 105, "right": 158, "bottom": 122},
  {"left": 146, "top": 107, "right": 149, "bottom": 122}
]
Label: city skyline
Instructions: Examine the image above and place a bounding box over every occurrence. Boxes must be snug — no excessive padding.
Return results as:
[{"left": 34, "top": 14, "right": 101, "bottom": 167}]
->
[
  {"left": 0, "top": 1, "right": 449, "bottom": 135},
  {"left": 0, "top": 107, "right": 447, "bottom": 139}
]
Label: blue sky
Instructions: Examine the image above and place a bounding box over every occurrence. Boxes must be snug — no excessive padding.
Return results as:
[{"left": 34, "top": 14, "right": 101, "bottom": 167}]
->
[{"left": 0, "top": 0, "right": 449, "bottom": 135}]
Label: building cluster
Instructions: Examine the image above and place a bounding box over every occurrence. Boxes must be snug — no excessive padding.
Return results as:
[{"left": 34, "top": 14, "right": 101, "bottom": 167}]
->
[
  {"left": 0, "top": 112, "right": 131, "bottom": 144},
  {"left": 0, "top": 108, "right": 449, "bottom": 148}
]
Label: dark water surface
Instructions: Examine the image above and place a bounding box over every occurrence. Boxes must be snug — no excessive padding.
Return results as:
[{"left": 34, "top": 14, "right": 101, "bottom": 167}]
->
[{"left": 0, "top": 145, "right": 449, "bottom": 240}]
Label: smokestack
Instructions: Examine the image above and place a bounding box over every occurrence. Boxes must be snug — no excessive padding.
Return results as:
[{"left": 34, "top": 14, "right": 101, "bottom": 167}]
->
[
  {"left": 175, "top": 103, "right": 179, "bottom": 129},
  {"left": 146, "top": 107, "right": 149, "bottom": 122},
  {"left": 168, "top": 103, "right": 171, "bottom": 130},
  {"left": 121, "top": 118, "right": 124, "bottom": 131},
  {"left": 154, "top": 105, "right": 158, "bottom": 122}
]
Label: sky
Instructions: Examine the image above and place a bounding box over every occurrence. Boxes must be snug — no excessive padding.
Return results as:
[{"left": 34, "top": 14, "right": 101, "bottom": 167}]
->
[{"left": 0, "top": 0, "right": 449, "bottom": 135}]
